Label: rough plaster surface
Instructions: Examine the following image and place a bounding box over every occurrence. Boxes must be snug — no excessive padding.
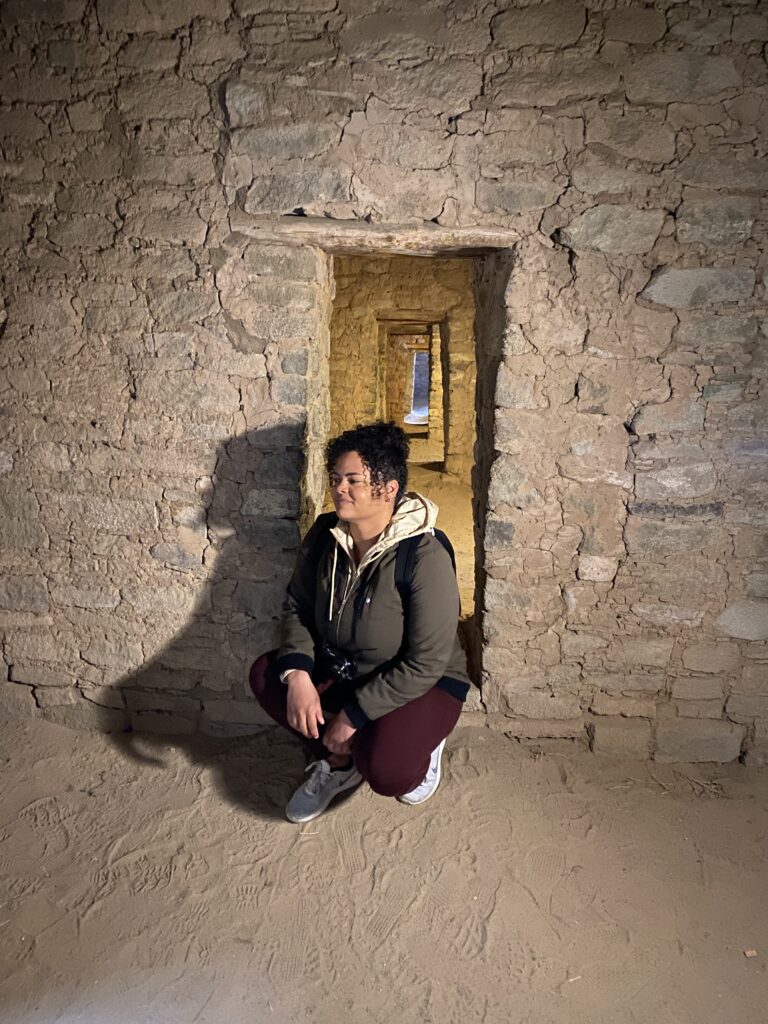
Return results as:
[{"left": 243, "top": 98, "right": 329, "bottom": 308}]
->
[{"left": 0, "top": 0, "right": 767, "bottom": 762}]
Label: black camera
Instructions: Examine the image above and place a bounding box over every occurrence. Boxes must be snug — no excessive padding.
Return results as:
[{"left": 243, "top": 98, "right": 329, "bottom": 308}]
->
[{"left": 319, "top": 642, "right": 358, "bottom": 682}]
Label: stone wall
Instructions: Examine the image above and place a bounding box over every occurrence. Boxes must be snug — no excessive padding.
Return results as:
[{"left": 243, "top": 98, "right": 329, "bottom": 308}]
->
[
  {"left": 1, "top": 0, "right": 766, "bottom": 762},
  {"left": 329, "top": 255, "right": 475, "bottom": 472}
]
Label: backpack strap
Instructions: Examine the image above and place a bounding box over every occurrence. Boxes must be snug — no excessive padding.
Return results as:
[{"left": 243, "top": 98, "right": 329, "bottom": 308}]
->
[{"left": 395, "top": 529, "right": 459, "bottom": 619}]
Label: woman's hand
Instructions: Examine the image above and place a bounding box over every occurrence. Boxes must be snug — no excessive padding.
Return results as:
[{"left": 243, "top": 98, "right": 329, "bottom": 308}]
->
[
  {"left": 286, "top": 672, "right": 324, "bottom": 739},
  {"left": 323, "top": 709, "right": 357, "bottom": 755}
]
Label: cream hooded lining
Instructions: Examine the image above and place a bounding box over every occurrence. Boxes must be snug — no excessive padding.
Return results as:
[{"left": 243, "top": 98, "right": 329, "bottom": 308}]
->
[{"left": 326, "top": 491, "right": 439, "bottom": 622}]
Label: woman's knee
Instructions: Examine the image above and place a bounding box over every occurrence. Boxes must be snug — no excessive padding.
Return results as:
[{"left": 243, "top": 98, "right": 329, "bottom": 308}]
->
[
  {"left": 248, "top": 650, "right": 277, "bottom": 703},
  {"left": 356, "top": 752, "right": 424, "bottom": 798}
]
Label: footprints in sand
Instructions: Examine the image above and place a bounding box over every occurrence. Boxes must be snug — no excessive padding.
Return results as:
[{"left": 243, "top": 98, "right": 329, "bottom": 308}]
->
[
  {"left": 332, "top": 819, "right": 366, "bottom": 875},
  {"left": 358, "top": 884, "right": 416, "bottom": 951},
  {"left": 19, "top": 797, "right": 70, "bottom": 857},
  {"left": 420, "top": 860, "right": 490, "bottom": 960},
  {"left": 267, "top": 906, "right": 312, "bottom": 986}
]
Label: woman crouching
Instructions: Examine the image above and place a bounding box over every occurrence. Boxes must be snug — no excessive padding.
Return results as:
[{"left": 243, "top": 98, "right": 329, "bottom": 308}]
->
[{"left": 249, "top": 421, "right": 470, "bottom": 823}]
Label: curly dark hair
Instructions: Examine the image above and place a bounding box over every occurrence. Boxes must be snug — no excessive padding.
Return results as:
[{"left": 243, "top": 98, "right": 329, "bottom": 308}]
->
[{"left": 325, "top": 421, "right": 409, "bottom": 500}]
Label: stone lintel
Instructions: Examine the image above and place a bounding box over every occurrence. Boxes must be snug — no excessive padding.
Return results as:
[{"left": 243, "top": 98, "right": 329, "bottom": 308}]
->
[{"left": 228, "top": 212, "right": 520, "bottom": 256}]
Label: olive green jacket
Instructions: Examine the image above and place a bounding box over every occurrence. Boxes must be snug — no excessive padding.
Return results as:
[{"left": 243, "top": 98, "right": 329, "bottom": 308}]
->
[{"left": 276, "top": 492, "right": 470, "bottom": 723}]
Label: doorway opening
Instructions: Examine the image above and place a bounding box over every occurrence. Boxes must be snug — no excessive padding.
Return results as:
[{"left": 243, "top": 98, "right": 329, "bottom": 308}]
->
[{"left": 325, "top": 254, "right": 480, "bottom": 676}]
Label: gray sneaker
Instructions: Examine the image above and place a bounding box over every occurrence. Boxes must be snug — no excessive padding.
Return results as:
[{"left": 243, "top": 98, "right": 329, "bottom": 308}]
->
[
  {"left": 397, "top": 739, "right": 446, "bottom": 805},
  {"left": 285, "top": 759, "right": 362, "bottom": 823}
]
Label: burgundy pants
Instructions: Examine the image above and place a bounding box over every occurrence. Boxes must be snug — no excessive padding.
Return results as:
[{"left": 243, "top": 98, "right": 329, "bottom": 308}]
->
[{"left": 249, "top": 651, "right": 463, "bottom": 797}]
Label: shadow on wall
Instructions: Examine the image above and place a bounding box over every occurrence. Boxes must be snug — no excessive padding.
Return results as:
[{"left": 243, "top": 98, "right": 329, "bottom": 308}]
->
[{"left": 94, "top": 422, "right": 312, "bottom": 821}]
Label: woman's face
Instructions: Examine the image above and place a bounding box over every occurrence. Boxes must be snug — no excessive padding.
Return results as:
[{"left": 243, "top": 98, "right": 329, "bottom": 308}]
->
[{"left": 329, "top": 451, "right": 397, "bottom": 524}]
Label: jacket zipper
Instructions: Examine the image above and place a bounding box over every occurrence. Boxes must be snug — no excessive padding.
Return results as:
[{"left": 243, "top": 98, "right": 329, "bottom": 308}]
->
[{"left": 335, "top": 563, "right": 356, "bottom": 646}]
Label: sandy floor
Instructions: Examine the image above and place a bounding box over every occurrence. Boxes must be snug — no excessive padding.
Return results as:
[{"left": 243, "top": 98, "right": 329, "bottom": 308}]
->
[{"left": 1, "top": 713, "right": 767, "bottom": 1024}]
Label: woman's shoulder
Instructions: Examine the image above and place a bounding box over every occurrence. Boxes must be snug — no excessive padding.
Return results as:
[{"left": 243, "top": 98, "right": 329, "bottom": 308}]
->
[{"left": 406, "top": 530, "right": 456, "bottom": 573}]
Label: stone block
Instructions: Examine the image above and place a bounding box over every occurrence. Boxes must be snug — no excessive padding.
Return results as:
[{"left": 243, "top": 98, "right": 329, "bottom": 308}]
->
[
  {"left": 199, "top": 720, "right": 268, "bottom": 738},
  {"left": 0, "top": 576, "right": 49, "bottom": 614},
  {"left": 1, "top": 681, "right": 38, "bottom": 719},
  {"left": 40, "top": 701, "right": 129, "bottom": 732},
  {"left": 675, "top": 154, "right": 766, "bottom": 192},
  {"left": 625, "top": 517, "right": 721, "bottom": 558},
  {"left": 0, "top": 488, "right": 48, "bottom": 550},
  {"left": 736, "top": 664, "right": 767, "bottom": 696},
  {"left": 10, "top": 663, "right": 77, "bottom": 688},
  {"left": 34, "top": 686, "right": 79, "bottom": 708},
  {"left": 127, "top": 153, "right": 215, "bottom": 188},
  {"left": 124, "top": 690, "right": 200, "bottom": 715},
  {"left": 746, "top": 574, "right": 768, "bottom": 599},
  {"left": 0, "top": 109, "right": 49, "bottom": 141},
  {"left": 732, "top": 14, "right": 768, "bottom": 42},
  {"left": 129, "top": 711, "right": 197, "bottom": 735},
  {"left": 674, "top": 699, "right": 724, "bottom": 720},
  {"left": 635, "top": 462, "right": 717, "bottom": 501},
  {"left": 702, "top": 381, "right": 744, "bottom": 403},
  {"left": 492, "top": 54, "right": 620, "bottom": 107},
  {"left": 572, "top": 149, "right": 654, "bottom": 195},
  {"left": 48, "top": 215, "right": 116, "bottom": 251},
  {"left": 3, "top": 0, "right": 86, "bottom": 21},
  {"left": 588, "top": 672, "right": 666, "bottom": 696},
  {"left": 81, "top": 685, "right": 126, "bottom": 710},
  {"left": 682, "top": 643, "right": 741, "bottom": 674},
  {"left": 591, "top": 716, "right": 652, "bottom": 758},
  {"left": 484, "top": 588, "right": 563, "bottom": 634},
  {"left": 715, "top": 602, "right": 768, "bottom": 641},
  {"left": 82, "top": 637, "right": 143, "bottom": 671},
  {"left": 655, "top": 717, "right": 745, "bottom": 763},
  {"left": 495, "top": 365, "right": 537, "bottom": 409},
  {"left": 476, "top": 177, "right": 564, "bottom": 214},
  {"left": 577, "top": 555, "right": 618, "bottom": 582},
  {"left": 150, "top": 543, "right": 202, "bottom": 572},
  {"left": 57, "top": 495, "right": 157, "bottom": 535},
  {"left": 561, "top": 632, "right": 609, "bottom": 658},
  {"left": 481, "top": 110, "right": 564, "bottom": 167},
  {"left": 726, "top": 693, "right": 768, "bottom": 720},
  {"left": 671, "top": 317, "right": 757, "bottom": 364},
  {"left": 670, "top": 16, "right": 732, "bottom": 46},
  {"left": 339, "top": 10, "right": 443, "bottom": 60},
  {"left": 125, "top": 209, "right": 208, "bottom": 247},
  {"left": 234, "top": 122, "right": 339, "bottom": 162},
  {"left": 492, "top": 3, "right": 586, "bottom": 48},
  {"left": 586, "top": 110, "right": 675, "bottom": 164},
  {"left": 591, "top": 692, "right": 656, "bottom": 718},
  {"left": 118, "top": 77, "right": 210, "bottom": 121},
  {"left": 677, "top": 195, "right": 757, "bottom": 246},
  {"left": 608, "top": 637, "right": 675, "bottom": 669},
  {"left": 202, "top": 699, "right": 272, "bottom": 725},
  {"left": 631, "top": 604, "right": 704, "bottom": 628},
  {"left": 560, "top": 206, "right": 664, "bottom": 255},
  {"left": 487, "top": 714, "right": 585, "bottom": 739},
  {"left": 241, "top": 243, "right": 319, "bottom": 283},
  {"left": 631, "top": 398, "right": 704, "bottom": 436},
  {"left": 604, "top": 8, "right": 667, "bottom": 43},
  {"left": 640, "top": 268, "right": 755, "bottom": 309},
  {"left": 223, "top": 77, "right": 268, "bottom": 128},
  {"left": 488, "top": 456, "right": 542, "bottom": 509},
  {"left": 97, "top": 0, "right": 230, "bottom": 33},
  {"left": 370, "top": 59, "right": 482, "bottom": 112},
  {"left": 671, "top": 676, "right": 725, "bottom": 701},
  {"left": 118, "top": 38, "right": 179, "bottom": 69},
  {"left": 625, "top": 55, "right": 741, "bottom": 105},
  {"left": 243, "top": 168, "right": 351, "bottom": 215},
  {"left": 241, "top": 488, "right": 299, "bottom": 518}
]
